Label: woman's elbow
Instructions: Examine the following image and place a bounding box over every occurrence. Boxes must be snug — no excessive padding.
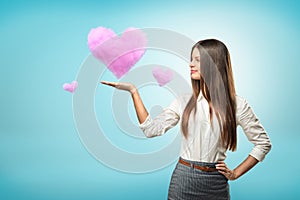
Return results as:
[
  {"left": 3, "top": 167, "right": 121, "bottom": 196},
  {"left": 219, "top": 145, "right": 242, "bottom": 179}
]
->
[
  {"left": 266, "top": 141, "right": 272, "bottom": 154},
  {"left": 144, "top": 133, "right": 155, "bottom": 138},
  {"left": 144, "top": 131, "right": 162, "bottom": 138},
  {"left": 261, "top": 141, "right": 272, "bottom": 156}
]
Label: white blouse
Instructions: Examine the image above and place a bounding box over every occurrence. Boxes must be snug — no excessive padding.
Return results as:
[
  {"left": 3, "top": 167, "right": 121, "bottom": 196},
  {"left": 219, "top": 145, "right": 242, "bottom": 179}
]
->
[{"left": 139, "top": 91, "right": 272, "bottom": 162}]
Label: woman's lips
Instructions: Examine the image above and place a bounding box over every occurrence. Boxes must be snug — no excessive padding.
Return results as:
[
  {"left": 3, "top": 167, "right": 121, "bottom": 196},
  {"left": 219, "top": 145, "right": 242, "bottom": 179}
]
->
[{"left": 191, "top": 70, "right": 197, "bottom": 74}]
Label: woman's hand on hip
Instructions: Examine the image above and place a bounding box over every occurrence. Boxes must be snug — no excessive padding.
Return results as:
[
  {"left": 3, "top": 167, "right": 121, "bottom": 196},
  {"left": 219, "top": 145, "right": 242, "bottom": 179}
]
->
[
  {"left": 216, "top": 161, "right": 237, "bottom": 180},
  {"left": 101, "top": 81, "right": 137, "bottom": 94}
]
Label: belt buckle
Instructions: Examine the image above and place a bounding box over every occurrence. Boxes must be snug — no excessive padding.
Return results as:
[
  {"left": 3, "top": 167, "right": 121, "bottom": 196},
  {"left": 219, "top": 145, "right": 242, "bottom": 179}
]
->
[{"left": 190, "top": 163, "right": 194, "bottom": 168}]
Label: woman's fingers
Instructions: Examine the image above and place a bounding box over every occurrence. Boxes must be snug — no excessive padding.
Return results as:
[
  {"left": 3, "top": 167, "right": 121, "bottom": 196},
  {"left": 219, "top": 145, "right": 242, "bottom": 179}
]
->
[
  {"left": 215, "top": 162, "right": 227, "bottom": 170},
  {"left": 100, "top": 80, "right": 113, "bottom": 85},
  {"left": 216, "top": 162, "right": 229, "bottom": 172},
  {"left": 216, "top": 166, "right": 227, "bottom": 171},
  {"left": 215, "top": 161, "right": 236, "bottom": 180},
  {"left": 218, "top": 170, "right": 227, "bottom": 177},
  {"left": 100, "top": 81, "right": 136, "bottom": 94},
  {"left": 100, "top": 80, "right": 117, "bottom": 87}
]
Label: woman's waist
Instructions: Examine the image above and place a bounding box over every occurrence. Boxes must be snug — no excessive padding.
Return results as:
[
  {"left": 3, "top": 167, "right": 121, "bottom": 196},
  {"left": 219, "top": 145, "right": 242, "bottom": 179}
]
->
[
  {"left": 179, "top": 145, "right": 227, "bottom": 163},
  {"left": 179, "top": 157, "right": 218, "bottom": 168}
]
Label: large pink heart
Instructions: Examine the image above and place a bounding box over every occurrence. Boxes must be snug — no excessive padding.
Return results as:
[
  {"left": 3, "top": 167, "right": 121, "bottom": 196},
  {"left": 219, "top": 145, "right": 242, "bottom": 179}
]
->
[
  {"left": 152, "top": 66, "right": 174, "bottom": 86},
  {"left": 88, "top": 27, "right": 147, "bottom": 79}
]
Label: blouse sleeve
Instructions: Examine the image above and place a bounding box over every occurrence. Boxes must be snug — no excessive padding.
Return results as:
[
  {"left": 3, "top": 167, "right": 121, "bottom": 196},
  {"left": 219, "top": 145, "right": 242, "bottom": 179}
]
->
[
  {"left": 138, "top": 97, "right": 181, "bottom": 138},
  {"left": 236, "top": 96, "right": 272, "bottom": 162}
]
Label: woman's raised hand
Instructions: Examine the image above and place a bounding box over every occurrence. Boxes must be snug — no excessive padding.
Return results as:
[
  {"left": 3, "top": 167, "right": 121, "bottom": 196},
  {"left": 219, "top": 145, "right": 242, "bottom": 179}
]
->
[
  {"left": 100, "top": 81, "right": 137, "bottom": 94},
  {"left": 101, "top": 80, "right": 148, "bottom": 123}
]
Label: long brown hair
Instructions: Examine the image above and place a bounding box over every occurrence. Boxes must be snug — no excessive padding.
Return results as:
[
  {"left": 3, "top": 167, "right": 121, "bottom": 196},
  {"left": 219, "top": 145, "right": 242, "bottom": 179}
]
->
[{"left": 181, "top": 39, "right": 237, "bottom": 151}]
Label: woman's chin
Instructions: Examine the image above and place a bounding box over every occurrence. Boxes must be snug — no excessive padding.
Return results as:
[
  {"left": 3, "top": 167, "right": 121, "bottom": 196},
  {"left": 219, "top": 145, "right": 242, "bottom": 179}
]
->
[{"left": 191, "top": 75, "right": 200, "bottom": 80}]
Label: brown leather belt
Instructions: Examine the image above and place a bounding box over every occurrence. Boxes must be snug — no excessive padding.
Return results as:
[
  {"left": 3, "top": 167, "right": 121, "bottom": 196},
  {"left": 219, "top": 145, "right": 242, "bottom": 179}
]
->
[{"left": 179, "top": 158, "right": 217, "bottom": 172}]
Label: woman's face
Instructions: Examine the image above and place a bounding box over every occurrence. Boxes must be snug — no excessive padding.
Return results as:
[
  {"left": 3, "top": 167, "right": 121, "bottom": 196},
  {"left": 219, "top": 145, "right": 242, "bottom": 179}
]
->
[{"left": 190, "top": 47, "right": 201, "bottom": 80}]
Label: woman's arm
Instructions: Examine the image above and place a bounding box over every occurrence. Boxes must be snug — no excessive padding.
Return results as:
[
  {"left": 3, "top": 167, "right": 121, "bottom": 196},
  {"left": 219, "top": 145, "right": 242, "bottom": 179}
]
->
[
  {"left": 131, "top": 89, "right": 149, "bottom": 124},
  {"left": 217, "top": 96, "right": 272, "bottom": 180},
  {"left": 236, "top": 96, "right": 272, "bottom": 162},
  {"left": 101, "top": 81, "right": 149, "bottom": 124},
  {"left": 100, "top": 81, "right": 180, "bottom": 138}
]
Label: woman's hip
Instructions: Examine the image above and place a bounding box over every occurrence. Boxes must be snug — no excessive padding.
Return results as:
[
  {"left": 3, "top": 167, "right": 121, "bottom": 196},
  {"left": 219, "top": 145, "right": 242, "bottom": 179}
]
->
[{"left": 168, "top": 157, "right": 229, "bottom": 200}]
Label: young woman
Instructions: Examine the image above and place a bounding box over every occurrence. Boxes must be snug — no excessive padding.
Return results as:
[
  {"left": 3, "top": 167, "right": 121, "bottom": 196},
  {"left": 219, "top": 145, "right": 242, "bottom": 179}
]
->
[{"left": 101, "top": 39, "right": 272, "bottom": 199}]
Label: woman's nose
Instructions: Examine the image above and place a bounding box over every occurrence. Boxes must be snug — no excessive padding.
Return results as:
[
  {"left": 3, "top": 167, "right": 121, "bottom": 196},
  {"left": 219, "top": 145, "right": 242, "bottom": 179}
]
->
[{"left": 190, "top": 61, "right": 195, "bottom": 68}]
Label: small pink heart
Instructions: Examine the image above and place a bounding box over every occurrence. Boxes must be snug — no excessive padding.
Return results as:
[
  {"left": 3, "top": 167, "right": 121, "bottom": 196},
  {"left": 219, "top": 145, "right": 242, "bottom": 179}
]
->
[
  {"left": 87, "top": 27, "right": 147, "bottom": 79},
  {"left": 152, "top": 66, "right": 174, "bottom": 86},
  {"left": 63, "top": 81, "right": 78, "bottom": 93}
]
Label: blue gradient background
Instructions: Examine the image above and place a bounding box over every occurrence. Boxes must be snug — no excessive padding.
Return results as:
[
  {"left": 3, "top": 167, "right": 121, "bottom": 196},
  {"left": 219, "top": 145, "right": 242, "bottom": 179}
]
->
[{"left": 1, "top": 0, "right": 299, "bottom": 199}]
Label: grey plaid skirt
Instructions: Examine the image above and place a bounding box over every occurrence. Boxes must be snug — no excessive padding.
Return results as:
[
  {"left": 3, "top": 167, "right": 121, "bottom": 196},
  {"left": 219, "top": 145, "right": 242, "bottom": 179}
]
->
[{"left": 168, "top": 157, "right": 230, "bottom": 200}]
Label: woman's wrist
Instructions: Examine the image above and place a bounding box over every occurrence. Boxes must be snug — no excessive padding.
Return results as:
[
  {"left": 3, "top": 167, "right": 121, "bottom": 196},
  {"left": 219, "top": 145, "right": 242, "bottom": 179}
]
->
[
  {"left": 130, "top": 86, "right": 137, "bottom": 94},
  {"left": 231, "top": 169, "right": 238, "bottom": 180}
]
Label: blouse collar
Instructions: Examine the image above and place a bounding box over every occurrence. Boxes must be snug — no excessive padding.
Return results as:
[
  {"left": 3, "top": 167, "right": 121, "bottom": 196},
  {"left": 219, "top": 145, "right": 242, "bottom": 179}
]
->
[{"left": 197, "top": 90, "right": 204, "bottom": 101}]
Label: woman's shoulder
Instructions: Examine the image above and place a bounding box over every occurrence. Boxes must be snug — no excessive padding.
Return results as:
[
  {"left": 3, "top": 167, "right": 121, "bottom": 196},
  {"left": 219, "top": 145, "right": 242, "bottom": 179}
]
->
[
  {"left": 235, "top": 94, "right": 246, "bottom": 104},
  {"left": 176, "top": 93, "right": 193, "bottom": 104},
  {"left": 167, "top": 93, "right": 192, "bottom": 114},
  {"left": 235, "top": 94, "right": 252, "bottom": 116}
]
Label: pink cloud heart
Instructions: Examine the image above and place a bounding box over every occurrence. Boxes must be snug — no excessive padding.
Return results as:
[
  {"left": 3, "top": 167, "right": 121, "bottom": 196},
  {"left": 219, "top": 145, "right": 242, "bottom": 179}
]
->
[
  {"left": 87, "top": 27, "right": 147, "bottom": 79},
  {"left": 63, "top": 81, "right": 78, "bottom": 93},
  {"left": 152, "top": 66, "right": 174, "bottom": 86}
]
